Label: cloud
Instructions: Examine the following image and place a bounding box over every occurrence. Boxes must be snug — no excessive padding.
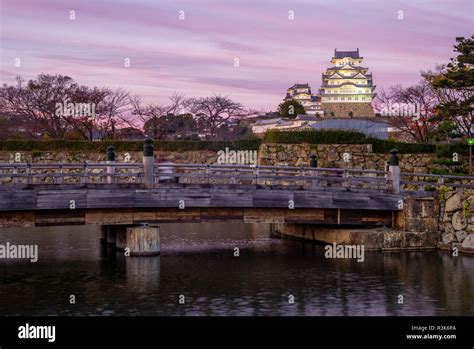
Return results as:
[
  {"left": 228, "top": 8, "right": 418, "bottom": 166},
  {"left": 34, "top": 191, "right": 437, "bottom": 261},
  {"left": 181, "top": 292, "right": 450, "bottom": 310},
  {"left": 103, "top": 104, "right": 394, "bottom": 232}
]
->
[{"left": 1, "top": 0, "right": 472, "bottom": 110}]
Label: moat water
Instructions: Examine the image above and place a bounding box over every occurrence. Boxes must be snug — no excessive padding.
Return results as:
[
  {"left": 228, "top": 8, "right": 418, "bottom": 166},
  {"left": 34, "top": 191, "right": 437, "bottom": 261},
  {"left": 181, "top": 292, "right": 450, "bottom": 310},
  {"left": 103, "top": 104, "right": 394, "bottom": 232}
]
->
[{"left": 0, "top": 223, "right": 473, "bottom": 316}]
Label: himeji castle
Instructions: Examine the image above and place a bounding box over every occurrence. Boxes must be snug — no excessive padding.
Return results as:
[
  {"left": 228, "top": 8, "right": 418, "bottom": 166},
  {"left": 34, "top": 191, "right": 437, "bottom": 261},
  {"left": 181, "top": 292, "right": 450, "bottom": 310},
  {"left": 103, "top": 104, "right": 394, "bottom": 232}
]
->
[
  {"left": 320, "top": 48, "right": 376, "bottom": 103},
  {"left": 284, "top": 49, "right": 377, "bottom": 118}
]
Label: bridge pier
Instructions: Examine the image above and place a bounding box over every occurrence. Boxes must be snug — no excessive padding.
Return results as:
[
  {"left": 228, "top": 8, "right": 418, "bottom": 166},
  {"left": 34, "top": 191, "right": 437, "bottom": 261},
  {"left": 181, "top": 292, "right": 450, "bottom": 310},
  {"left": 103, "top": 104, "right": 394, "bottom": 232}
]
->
[
  {"left": 100, "top": 224, "right": 160, "bottom": 256},
  {"left": 106, "top": 225, "right": 116, "bottom": 246},
  {"left": 115, "top": 225, "right": 127, "bottom": 250},
  {"left": 100, "top": 225, "right": 108, "bottom": 244},
  {"left": 126, "top": 226, "right": 160, "bottom": 256}
]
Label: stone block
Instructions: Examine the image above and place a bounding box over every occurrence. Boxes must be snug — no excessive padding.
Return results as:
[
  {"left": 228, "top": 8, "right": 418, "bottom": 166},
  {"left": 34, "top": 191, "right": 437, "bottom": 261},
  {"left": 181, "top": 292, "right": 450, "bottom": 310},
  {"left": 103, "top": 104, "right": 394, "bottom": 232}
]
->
[
  {"left": 455, "top": 230, "right": 468, "bottom": 243},
  {"left": 461, "top": 234, "right": 474, "bottom": 253},
  {"left": 445, "top": 192, "right": 462, "bottom": 212},
  {"left": 452, "top": 211, "right": 467, "bottom": 231},
  {"left": 442, "top": 232, "right": 455, "bottom": 245}
]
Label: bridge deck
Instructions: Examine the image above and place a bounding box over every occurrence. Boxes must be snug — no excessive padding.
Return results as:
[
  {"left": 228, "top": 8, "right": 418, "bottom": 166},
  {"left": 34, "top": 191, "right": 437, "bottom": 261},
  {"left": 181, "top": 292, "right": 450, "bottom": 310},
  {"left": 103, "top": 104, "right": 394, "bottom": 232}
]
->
[
  {"left": 0, "top": 183, "right": 401, "bottom": 228},
  {"left": 0, "top": 183, "right": 401, "bottom": 212}
]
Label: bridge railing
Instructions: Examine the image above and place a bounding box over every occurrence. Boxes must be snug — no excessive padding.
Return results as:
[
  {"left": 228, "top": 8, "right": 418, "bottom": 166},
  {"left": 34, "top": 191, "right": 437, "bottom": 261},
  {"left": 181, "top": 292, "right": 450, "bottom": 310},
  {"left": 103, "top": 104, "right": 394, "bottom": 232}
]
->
[
  {"left": 0, "top": 162, "right": 143, "bottom": 185},
  {"left": 154, "top": 163, "right": 392, "bottom": 191},
  {"left": 2, "top": 139, "right": 474, "bottom": 193},
  {"left": 401, "top": 172, "right": 474, "bottom": 191},
  {"left": 2, "top": 162, "right": 474, "bottom": 192},
  {"left": 0, "top": 161, "right": 393, "bottom": 191}
]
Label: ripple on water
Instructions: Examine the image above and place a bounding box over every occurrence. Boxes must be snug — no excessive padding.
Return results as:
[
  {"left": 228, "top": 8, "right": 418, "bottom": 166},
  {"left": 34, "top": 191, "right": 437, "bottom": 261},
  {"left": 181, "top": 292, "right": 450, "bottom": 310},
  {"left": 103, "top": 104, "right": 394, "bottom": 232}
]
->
[{"left": 0, "top": 223, "right": 473, "bottom": 316}]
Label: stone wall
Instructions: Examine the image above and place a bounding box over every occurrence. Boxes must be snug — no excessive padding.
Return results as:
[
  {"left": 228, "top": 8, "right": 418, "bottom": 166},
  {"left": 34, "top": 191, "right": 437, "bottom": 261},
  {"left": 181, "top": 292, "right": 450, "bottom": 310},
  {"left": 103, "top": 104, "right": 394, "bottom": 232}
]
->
[
  {"left": 439, "top": 189, "right": 474, "bottom": 254},
  {"left": 2, "top": 143, "right": 465, "bottom": 176},
  {"left": 0, "top": 150, "right": 219, "bottom": 185},
  {"left": 271, "top": 224, "right": 437, "bottom": 250},
  {"left": 0, "top": 150, "right": 217, "bottom": 165},
  {"left": 320, "top": 102, "right": 375, "bottom": 118},
  {"left": 258, "top": 143, "right": 456, "bottom": 174},
  {"left": 272, "top": 191, "right": 474, "bottom": 254},
  {"left": 395, "top": 197, "right": 439, "bottom": 233}
]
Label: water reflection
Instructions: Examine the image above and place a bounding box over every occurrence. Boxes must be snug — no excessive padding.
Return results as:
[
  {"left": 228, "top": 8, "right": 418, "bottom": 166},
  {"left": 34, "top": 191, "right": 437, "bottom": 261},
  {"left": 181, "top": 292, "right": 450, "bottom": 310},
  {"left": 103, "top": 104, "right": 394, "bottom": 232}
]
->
[
  {"left": 0, "top": 223, "right": 473, "bottom": 316},
  {"left": 126, "top": 256, "right": 160, "bottom": 292}
]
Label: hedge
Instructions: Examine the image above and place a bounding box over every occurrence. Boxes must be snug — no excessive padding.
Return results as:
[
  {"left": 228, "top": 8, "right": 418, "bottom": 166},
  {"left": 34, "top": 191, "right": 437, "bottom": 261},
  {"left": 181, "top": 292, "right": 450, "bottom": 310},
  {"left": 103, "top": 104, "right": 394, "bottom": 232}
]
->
[
  {"left": 0, "top": 139, "right": 262, "bottom": 153},
  {"left": 263, "top": 129, "right": 469, "bottom": 154},
  {"left": 435, "top": 143, "right": 469, "bottom": 157},
  {"left": 0, "top": 132, "right": 469, "bottom": 156},
  {"left": 368, "top": 138, "right": 435, "bottom": 154},
  {"left": 264, "top": 129, "right": 368, "bottom": 144}
]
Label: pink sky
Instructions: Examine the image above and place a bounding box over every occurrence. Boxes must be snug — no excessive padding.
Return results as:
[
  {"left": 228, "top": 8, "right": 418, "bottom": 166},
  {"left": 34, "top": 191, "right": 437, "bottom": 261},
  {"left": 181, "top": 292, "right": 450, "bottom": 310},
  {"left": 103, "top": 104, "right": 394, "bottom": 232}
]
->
[{"left": 1, "top": 0, "right": 472, "bottom": 111}]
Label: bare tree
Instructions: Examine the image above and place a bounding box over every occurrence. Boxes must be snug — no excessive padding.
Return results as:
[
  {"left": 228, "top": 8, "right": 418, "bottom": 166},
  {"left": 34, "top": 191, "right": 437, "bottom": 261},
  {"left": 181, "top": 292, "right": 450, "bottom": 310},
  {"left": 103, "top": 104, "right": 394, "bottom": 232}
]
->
[
  {"left": 0, "top": 74, "right": 79, "bottom": 138},
  {"left": 185, "top": 95, "right": 245, "bottom": 138},
  {"left": 0, "top": 74, "right": 131, "bottom": 140},
  {"left": 374, "top": 79, "right": 439, "bottom": 143},
  {"left": 129, "top": 95, "right": 167, "bottom": 139},
  {"left": 97, "top": 88, "right": 131, "bottom": 139},
  {"left": 166, "top": 92, "right": 186, "bottom": 115},
  {"left": 129, "top": 93, "right": 186, "bottom": 139},
  {"left": 64, "top": 85, "right": 108, "bottom": 140}
]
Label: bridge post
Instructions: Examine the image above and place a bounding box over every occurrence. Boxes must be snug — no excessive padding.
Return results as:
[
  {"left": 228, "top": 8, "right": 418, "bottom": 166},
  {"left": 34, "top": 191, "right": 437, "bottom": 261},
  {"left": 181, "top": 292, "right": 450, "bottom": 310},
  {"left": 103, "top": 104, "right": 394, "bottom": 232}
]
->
[
  {"left": 106, "top": 145, "right": 115, "bottom": 184},
  {"left": 143, "top": 138, "right": 155, "bottom": 188},
  {"left": 126, "top": 225, "right": 160, "bottom": 256},
  {"left": 388, "top": 148, "right": 400, "bottom": 193},
  {"left": 310, "top": 154, "right": 319, "bottom": 188},
  {"left": 81, "top": 161, "right": 88, "bottom": 185},
  {"left": 310, "top": 154, "right": 317, "bottom": 168}
]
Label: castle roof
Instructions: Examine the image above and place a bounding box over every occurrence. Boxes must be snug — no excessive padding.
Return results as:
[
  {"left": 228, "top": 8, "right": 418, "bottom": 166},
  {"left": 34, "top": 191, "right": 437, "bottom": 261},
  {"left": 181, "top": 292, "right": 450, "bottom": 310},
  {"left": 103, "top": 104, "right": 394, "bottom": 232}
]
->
[
  {"left": 289, "top": 83, "right": 309, "bottom": 89},
  {"left": 327, "top": 65, "right": 368, "bottom": 71},
  {"left": 333, "top": 49, "right": 361, "bottom": 59},
  {"left": 321, "top": 82, "right": 376, "bottom": 89},
  {"left": 323, "top": 72, "right": 372, "bottom": 79}
]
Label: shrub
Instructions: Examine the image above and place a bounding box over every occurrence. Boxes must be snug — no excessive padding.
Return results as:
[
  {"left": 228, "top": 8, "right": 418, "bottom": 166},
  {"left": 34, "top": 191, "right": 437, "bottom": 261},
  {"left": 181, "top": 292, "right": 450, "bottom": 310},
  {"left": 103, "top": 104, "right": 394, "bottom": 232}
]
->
[
  {"left": 368, "top": 138, "right": 435, "bottom": 153},
  {"left": 432, "top": 158, "right": 459, "bottom": 166},
  {"left": 435, "top": 143, "right": 469, "bottom": 158},
  {"left": 263, "top": 130, "right": 437, "bottom": 153},
  {"left": 0, "top": 139, "right": 262, "bottom": 153},
  {"left": 264, "top": 129, "right": 368, "bottom": 144},
  {"left": 431, "top": 166, "right": 468, "bottom": 176},
  {"left": 431, "top": 167, "right": 449, "bottom": 175}
]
